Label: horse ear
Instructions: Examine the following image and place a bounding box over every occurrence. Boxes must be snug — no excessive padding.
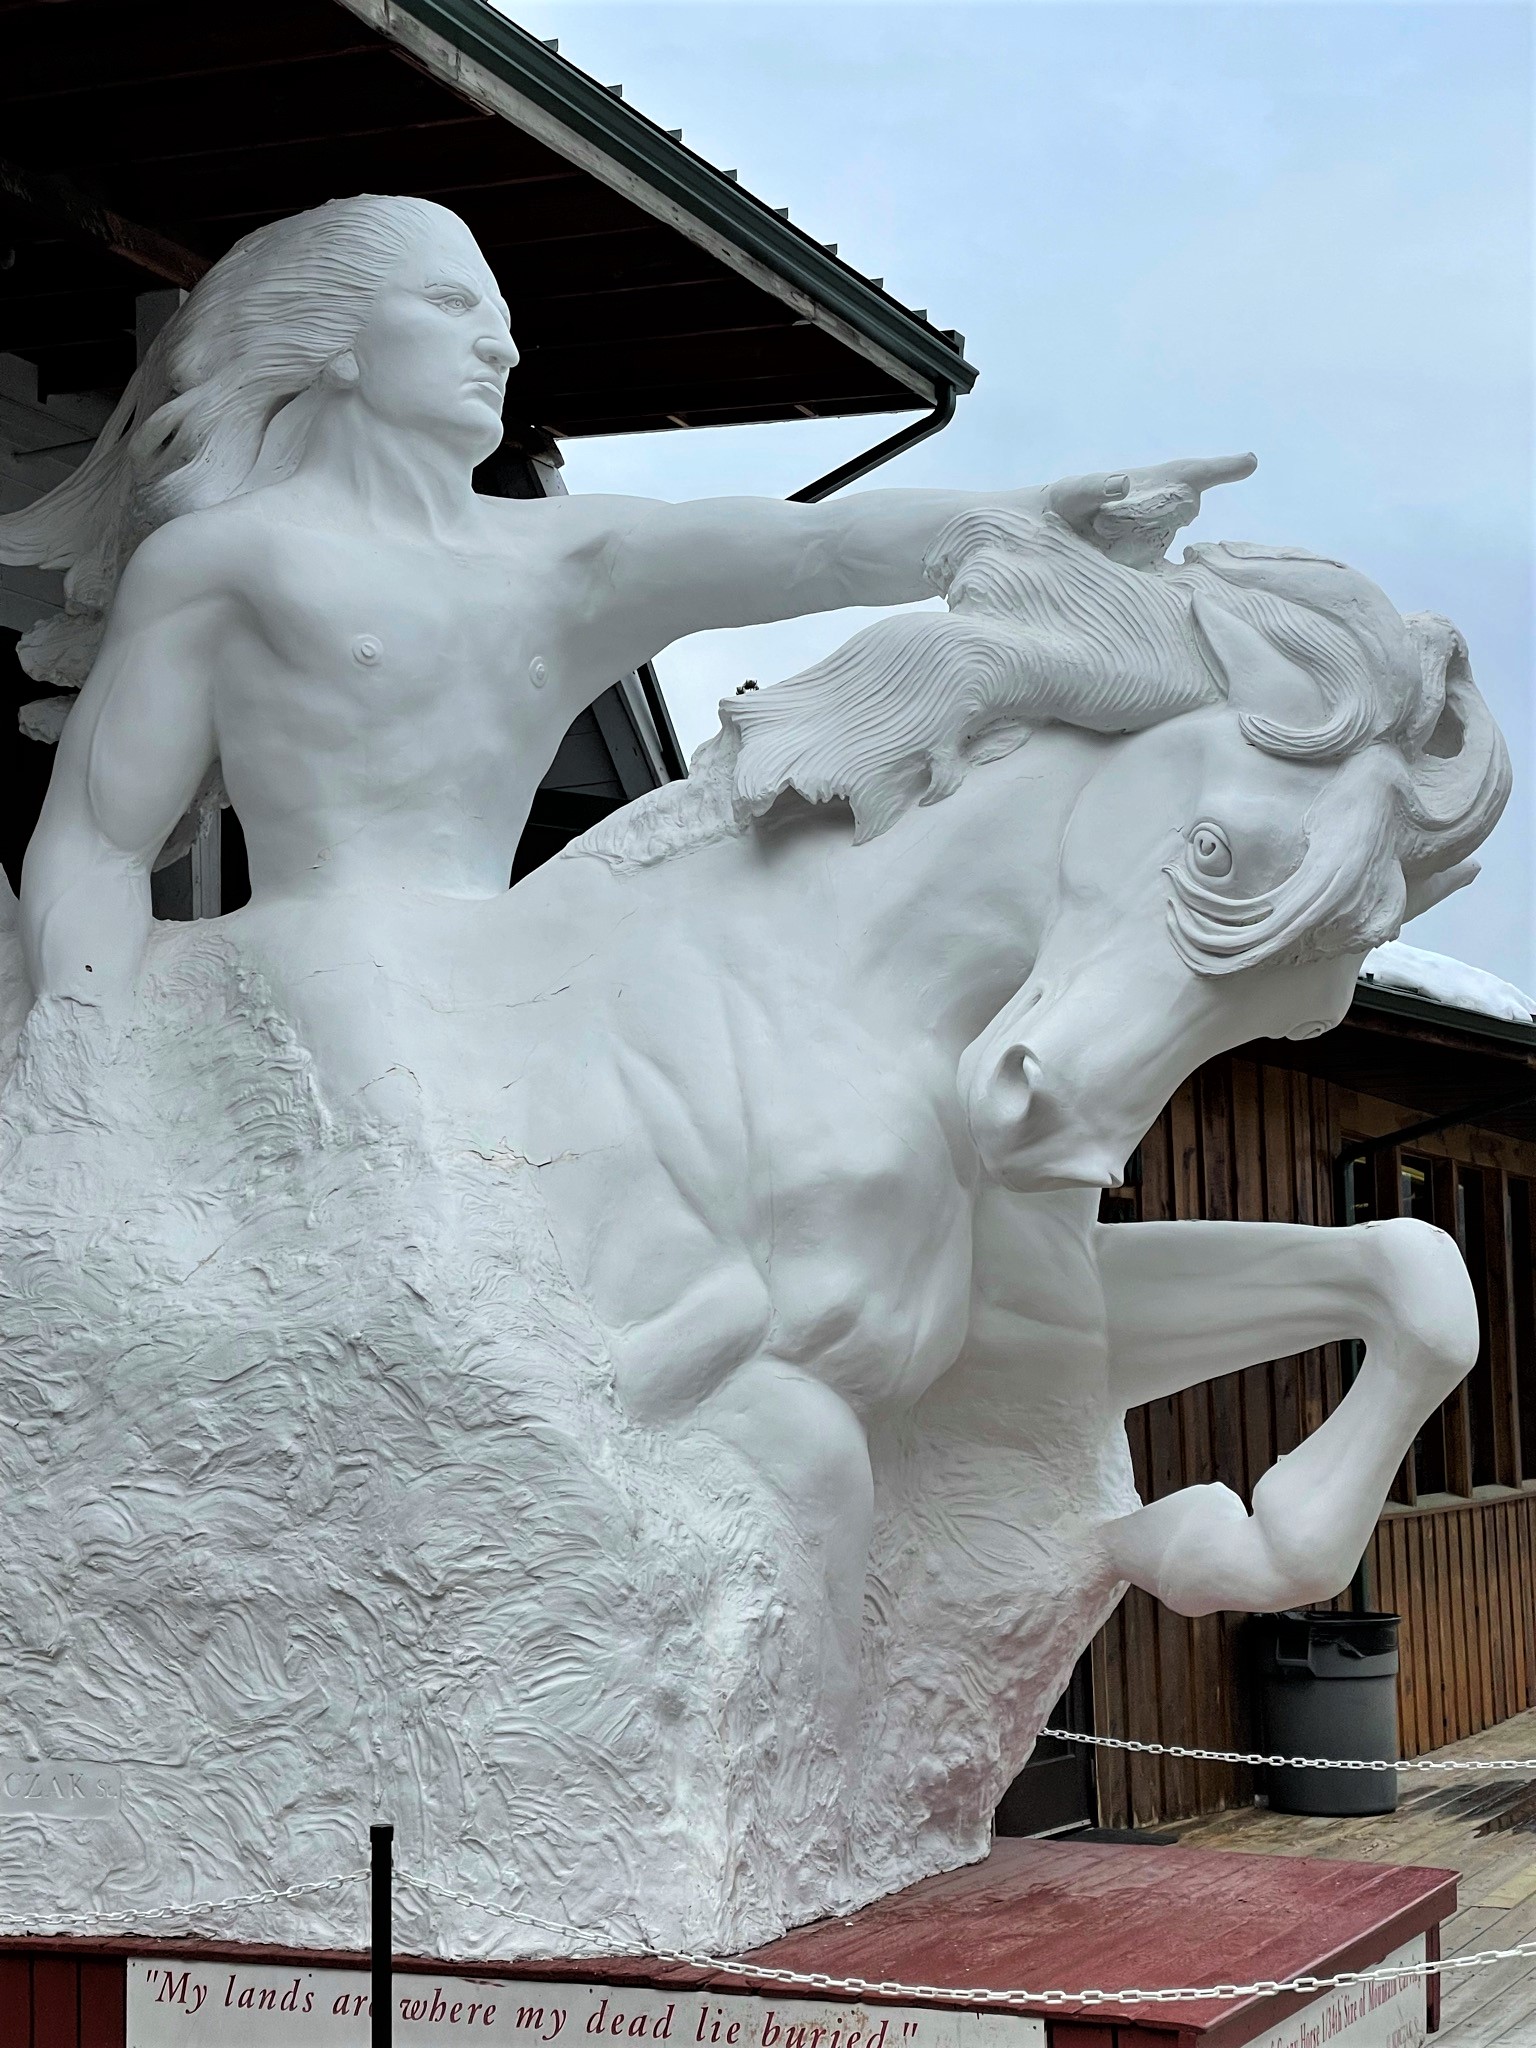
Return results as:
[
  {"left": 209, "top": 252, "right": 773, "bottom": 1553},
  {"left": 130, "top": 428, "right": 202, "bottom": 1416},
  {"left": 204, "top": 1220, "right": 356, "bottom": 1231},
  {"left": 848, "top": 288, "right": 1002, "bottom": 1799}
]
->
[
  {"left": 1190, "top": 593, "right": 1327, "bottom": 729},
  {"left": 1396, "top": 619, "right": 1511, "bottom": 875},
  {"left": 1403, "top": 857, "right": 1478, "bottom": 925}
]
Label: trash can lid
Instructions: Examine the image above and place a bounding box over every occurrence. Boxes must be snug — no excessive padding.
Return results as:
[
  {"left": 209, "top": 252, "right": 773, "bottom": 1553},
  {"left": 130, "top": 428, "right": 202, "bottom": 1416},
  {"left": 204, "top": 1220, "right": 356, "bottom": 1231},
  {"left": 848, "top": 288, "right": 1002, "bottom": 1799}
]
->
[{"left": 1272, "top": 1608, "right": 1401, "bottom": 1665}]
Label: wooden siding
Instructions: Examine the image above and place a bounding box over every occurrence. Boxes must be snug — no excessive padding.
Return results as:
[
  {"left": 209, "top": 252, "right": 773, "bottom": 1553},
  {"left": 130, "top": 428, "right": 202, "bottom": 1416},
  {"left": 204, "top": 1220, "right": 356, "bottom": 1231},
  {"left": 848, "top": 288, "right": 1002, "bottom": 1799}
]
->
[
  {"left": 1091, "top": 1053, "right": 1536, "bottom": 1831},
  {"left": 0, "top": 1951, "right": 125, "bottom": 2048},
  {"left": 1372, "top": 1492, "right": 1536, "bottom": 1760}
]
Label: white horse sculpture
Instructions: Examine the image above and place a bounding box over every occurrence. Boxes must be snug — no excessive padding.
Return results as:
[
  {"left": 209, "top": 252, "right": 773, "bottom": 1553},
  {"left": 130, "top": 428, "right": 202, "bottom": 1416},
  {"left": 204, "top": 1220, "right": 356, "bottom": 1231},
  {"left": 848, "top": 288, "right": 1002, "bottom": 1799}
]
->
[
  {"left": 0, "top": 196, "right": 1509, "bottom": 1960},
  {"left": 504, "top": 511, "right": 1506, "bottom": 1666},
  {"left": 0, "top": 494, "right": 1505, "bottom": 1958}
]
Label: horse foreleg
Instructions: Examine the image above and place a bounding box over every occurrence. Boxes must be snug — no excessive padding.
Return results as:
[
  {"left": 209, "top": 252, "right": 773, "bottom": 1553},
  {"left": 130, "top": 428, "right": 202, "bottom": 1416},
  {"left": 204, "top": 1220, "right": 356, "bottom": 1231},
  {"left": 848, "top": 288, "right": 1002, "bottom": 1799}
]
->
[
  {"left": 604, "top": 1258, "right": 875, "bottom": 1689},
  {"left": 699, "top": 1355, "right": 874, "bottom": 1686},
  {"left": 1094, "top": 1217, "right": 1478, "bottom": 1615}
]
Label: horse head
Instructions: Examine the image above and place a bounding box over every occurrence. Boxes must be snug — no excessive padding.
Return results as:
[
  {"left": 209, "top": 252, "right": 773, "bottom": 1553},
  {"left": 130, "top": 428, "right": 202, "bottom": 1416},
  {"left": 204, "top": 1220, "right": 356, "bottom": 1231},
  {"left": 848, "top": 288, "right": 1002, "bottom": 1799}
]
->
[
  {"left": 952, "top": 533, "right": 1510, "bottom": 1191},
  {"left": 577, "top": 502, "right": 1508, "bottom": 1200}
]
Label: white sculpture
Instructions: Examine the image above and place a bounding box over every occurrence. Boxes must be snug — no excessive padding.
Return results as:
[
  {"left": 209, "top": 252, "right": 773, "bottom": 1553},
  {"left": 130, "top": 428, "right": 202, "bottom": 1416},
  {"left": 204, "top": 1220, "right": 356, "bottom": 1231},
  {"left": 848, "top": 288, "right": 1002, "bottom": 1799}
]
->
[{"left": 0, "top": 197, "right": 1510, "bottom": 1959}]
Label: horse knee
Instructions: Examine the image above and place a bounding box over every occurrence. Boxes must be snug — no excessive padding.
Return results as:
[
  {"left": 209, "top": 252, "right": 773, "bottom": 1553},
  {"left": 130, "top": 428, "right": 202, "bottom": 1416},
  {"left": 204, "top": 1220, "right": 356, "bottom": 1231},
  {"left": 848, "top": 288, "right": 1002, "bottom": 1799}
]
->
[
  {"left": 1105, "top": 1478, "right": 1355, "bottom": 1618},
  {"left": 705, "top": 1359, "right": 872, "bottom": 1523},
  {"left": 1360, "top": 1216, "right": 1479, "bottom": 1391},
  {"left": 1248, "top": 1464, "right": 1362, "bottom": 1606},
  {"left": 1146, "top": 1483, "right": 1254, "bottom": 1614},
  {"left": 609, "top": 1264, "right": 772, "bottom": 1423}
]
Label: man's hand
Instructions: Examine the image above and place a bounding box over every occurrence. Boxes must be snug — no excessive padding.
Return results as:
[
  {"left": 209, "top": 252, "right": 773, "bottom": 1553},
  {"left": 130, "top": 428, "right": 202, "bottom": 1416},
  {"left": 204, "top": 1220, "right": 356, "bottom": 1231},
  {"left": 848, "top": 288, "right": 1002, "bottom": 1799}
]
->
[{"left": 1041, "top": 452, "right": 1258, "bottom": 570}]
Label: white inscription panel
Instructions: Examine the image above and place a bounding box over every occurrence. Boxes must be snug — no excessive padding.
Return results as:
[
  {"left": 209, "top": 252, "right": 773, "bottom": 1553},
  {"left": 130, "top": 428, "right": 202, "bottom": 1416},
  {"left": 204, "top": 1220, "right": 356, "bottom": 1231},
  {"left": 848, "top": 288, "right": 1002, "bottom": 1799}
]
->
[
  {"left": 1240, "top": 1939, "right": 1426, "bottom": 2048},
  {"left": 0, "top": 1759, "right": 120, "bottom": 1817},
  {"left": 128, "top": 1962, "right": 1045, "bottom": 2048}
]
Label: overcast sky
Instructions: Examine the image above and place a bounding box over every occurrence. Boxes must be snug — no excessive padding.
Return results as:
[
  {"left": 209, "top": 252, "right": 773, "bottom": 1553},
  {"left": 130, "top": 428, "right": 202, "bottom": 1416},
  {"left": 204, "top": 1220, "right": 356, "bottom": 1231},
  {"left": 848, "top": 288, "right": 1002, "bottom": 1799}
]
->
[{"left": 498, "top": 1, "right": 1532, "bottom": 986}]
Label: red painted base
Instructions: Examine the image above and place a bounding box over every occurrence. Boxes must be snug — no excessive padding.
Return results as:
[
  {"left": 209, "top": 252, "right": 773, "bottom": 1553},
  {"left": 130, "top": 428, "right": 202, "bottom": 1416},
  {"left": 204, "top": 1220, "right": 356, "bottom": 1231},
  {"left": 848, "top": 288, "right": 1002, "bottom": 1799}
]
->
[
  {"left": 0, "top": 1840, "right": 1456, "bottom": 2048},
  {"left": 730, "top": 1839, "right": 1454, "bottom": 2048}
]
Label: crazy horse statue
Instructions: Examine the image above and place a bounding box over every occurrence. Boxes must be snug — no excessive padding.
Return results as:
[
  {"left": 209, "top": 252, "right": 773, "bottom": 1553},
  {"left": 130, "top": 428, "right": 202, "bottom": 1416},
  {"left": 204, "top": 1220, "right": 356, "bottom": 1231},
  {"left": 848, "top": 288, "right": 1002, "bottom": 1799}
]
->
[{"left": 0, "top": 197, "right": 1510, "bottom": 1958}]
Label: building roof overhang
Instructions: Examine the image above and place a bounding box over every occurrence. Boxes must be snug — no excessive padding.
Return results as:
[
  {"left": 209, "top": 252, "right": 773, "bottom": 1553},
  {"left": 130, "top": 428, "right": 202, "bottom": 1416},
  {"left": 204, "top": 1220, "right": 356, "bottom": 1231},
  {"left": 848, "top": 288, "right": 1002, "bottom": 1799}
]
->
[
  {"left": 1244, "top": 983, "right": 1536, "bottom": 1150},
  {"left": 0, "top": 0, "right": 977, "bottom": 436}
]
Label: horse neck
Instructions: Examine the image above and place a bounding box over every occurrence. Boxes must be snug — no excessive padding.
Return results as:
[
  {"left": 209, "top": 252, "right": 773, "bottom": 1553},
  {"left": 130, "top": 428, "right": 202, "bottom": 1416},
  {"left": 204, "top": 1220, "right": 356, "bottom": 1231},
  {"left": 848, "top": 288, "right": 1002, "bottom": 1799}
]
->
[{"left": 750, "top": 725, "right": 1110, "bottom": 1055}]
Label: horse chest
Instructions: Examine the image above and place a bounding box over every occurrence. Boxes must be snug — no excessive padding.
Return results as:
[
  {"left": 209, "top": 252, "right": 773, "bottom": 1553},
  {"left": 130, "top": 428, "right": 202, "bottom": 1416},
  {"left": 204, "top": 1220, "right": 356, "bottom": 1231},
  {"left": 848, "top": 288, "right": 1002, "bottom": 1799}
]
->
[{"left": 728, "top": 1045, "right": 974, "bottom": 1400}]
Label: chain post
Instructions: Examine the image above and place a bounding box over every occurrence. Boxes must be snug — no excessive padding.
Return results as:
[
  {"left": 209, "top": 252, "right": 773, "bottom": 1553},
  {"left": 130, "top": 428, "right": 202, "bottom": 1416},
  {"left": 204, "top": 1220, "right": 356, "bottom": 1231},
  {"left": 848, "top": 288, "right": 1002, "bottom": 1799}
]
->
[{"left": 371, "top": 1824, "right": 394, "bottom": 2048}]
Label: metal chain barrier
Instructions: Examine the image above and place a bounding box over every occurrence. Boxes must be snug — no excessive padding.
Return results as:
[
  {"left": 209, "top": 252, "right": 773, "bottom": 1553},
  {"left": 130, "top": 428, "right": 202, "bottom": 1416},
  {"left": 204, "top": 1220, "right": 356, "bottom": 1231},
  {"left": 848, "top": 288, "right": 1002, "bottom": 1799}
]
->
[
  {"left": 1041, "top": 1726, "right": 1536, "bottom": 1773},
  {"left": 398, "top": 1869, "right": 1536, "bottom": 2011},
  {"left": 0, "top": 1868, "right": 368, "bottom": 1939},
  {"left": 9, "top": 1855, "right": 1536, "bottom": 2013}
]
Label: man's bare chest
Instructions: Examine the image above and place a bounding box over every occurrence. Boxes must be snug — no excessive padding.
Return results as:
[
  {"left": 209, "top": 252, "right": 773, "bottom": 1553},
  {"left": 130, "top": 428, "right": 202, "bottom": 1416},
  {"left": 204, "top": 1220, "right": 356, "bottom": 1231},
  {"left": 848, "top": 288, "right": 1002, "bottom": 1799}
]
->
[{"left": 248, "top": 532, "right": 557, "bottom": 698}]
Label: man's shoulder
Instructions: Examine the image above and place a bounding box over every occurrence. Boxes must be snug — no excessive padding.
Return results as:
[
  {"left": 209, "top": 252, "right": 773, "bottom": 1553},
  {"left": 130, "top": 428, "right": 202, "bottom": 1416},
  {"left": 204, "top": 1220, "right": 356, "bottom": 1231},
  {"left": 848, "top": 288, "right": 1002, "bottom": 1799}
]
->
[{"left": 122, "top": 503, "right": 271, "bottom": 607}]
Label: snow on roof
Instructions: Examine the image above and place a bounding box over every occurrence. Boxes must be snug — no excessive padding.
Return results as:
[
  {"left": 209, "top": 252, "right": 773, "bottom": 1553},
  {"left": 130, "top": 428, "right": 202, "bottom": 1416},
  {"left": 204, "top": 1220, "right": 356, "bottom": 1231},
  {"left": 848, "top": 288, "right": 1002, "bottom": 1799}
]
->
[{"left": 1359, "top": 940, "right": 1536, "bottom": 1025}]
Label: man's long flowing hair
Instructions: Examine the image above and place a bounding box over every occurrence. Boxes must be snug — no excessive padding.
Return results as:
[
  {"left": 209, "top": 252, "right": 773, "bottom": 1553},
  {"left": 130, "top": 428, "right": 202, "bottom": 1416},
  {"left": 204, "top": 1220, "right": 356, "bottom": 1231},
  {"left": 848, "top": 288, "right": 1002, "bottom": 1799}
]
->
[{"left": 0, "top": 194, "right": 451, "bottom": 689}]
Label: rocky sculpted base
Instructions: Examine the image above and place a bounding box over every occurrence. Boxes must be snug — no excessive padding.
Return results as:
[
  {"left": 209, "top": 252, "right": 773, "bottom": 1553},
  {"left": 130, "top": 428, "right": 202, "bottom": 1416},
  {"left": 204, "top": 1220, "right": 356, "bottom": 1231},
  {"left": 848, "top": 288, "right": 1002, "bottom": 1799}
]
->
[{"left": 0, "top": 911, "right": 1127, "bottom": 1957}]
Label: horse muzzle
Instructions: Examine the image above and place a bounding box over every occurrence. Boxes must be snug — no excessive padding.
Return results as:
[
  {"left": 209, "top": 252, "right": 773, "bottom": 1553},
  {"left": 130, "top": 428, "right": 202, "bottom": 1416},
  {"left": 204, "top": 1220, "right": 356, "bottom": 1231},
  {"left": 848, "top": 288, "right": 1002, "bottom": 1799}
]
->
[{"left": 959, "top": 1033, "right": 1128, "bottom": 1193}]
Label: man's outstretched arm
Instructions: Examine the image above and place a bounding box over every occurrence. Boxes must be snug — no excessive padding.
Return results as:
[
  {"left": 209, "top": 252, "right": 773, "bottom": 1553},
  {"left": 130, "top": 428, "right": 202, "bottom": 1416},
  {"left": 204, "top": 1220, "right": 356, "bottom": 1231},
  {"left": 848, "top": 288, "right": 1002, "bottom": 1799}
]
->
[
  {"left": 560, "top": 454, "right": 1257, "bottom": 679},
  {"left": 22, "top": 525, "right": 226, "bottom": 1010}
]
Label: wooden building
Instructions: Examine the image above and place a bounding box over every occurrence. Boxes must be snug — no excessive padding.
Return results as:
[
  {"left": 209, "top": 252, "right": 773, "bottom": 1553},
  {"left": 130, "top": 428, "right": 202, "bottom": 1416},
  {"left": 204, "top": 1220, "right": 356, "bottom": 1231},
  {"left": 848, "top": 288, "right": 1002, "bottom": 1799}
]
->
[{"left": 1066, "top": 979, "right": 1536, "bottom": 1832}]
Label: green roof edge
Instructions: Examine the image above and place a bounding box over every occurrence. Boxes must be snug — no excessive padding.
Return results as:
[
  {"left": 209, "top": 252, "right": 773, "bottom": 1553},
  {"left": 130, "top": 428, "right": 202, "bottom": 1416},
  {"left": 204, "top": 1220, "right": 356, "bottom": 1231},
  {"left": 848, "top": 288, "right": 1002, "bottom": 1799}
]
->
[
  {"left": 1351, "top": 979, "right": 1536, "bottom": 1056},
  {"left": 387, "top": 0, "right": 980, "bottom": 401}
]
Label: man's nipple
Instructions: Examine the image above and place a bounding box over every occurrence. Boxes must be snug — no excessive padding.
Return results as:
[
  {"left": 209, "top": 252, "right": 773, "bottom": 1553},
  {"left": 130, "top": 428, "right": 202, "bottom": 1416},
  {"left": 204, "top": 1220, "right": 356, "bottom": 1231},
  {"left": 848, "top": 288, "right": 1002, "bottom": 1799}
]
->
[{"left": 352, "top": 634, "right": 383, "bottom": 667}]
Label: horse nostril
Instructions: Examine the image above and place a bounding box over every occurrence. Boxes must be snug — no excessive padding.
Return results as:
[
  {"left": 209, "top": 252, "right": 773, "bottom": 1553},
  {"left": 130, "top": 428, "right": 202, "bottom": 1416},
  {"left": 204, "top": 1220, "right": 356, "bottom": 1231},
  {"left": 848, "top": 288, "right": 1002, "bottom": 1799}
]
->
[{"left": 995, "top": 1042, "right": 1043, "bottom": 1107}]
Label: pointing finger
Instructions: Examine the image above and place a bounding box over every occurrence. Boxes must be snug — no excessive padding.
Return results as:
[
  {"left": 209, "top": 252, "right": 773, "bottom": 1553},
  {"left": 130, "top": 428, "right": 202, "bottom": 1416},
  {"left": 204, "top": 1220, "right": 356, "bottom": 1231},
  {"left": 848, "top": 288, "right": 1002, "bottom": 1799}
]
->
[{"left": 1154, "top": 451, "right": 1258, "bottom": 495}]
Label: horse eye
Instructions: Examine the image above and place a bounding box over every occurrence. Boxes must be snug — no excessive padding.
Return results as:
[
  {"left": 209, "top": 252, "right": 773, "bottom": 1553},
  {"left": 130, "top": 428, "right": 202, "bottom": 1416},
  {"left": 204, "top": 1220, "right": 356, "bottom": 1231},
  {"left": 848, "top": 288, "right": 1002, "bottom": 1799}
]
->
[{"left": 1188, "top": 823, "right": 1234, "bottom": 878}]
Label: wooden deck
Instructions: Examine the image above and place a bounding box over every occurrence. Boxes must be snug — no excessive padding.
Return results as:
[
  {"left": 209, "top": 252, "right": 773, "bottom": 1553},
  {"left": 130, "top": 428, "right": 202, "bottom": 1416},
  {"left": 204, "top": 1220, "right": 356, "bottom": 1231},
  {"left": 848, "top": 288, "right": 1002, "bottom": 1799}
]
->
[{"left": 1174, "top": 1705, "right": 1536, "bottom": 2046}]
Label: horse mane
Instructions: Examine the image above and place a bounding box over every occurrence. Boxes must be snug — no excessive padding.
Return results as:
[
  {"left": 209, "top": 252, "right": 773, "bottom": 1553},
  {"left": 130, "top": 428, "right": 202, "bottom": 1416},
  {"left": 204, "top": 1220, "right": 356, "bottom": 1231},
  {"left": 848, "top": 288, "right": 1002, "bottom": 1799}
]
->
[
  {"left": 567, "top": 510, "right": 1374, "bottom": 873},
  {"left": 570, "top": 509, "right": 1506, "bottom": 980}
]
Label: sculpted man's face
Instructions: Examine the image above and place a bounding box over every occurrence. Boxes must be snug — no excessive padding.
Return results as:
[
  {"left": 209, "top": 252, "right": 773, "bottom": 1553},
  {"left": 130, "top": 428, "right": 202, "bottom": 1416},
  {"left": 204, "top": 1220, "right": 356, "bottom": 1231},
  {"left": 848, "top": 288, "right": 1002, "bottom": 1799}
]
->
[{"left": 345, "top": 215, "right": 518, "bottom": 458}]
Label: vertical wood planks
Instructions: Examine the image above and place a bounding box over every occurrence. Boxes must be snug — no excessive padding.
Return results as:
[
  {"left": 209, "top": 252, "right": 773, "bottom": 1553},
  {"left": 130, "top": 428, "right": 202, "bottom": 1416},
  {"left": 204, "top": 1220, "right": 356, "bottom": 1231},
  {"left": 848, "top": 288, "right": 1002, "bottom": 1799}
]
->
[
  {"left": 1380, "top": 1495, "right": 1536, "bottom": 1760},
  {"left": 33, "top": 1956, "right": 79, "bottom": 2048},
  {"left": 0, "top": 1949, "right": 129, "bottom": 2048},
  {"left": 0, "top": 1954, "right": 31, "bottom": 2048},
  {"left": 1090, "top": 1042, "right": 1536, "bottom": 1821},
  {"left": 1483, "top": 1172, "right": 1522, "bottom": 1486},
  {"left": 79, "top": 1959, "right": 126, "bottom": 2048},
  {"left": 1089, "top": 1624, "right": 1128, "bottom": 1829}
]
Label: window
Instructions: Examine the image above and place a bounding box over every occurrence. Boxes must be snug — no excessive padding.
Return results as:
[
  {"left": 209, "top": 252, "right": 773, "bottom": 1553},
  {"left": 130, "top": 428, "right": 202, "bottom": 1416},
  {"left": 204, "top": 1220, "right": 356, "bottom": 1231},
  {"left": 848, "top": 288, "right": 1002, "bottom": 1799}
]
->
[
  {"left": 1458, "top": 1168, "right": 1499, "bottom": 1488},
  {"left": 1340, "top": 1145, "right": 1535, "bottom": 1499},
  {"left": 1508, "top": 1177, "right": 1536, "bottom": 1483},
  {"left": 1399, "top": 1156, "right": 1432, "bottom": 1220}
]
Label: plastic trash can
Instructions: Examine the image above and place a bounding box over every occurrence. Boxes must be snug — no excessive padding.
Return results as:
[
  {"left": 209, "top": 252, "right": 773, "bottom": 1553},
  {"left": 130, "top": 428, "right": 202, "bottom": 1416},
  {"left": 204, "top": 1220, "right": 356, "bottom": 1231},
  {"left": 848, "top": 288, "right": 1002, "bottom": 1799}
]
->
[{"left": 1254, "top": 1609, "right": 1401, "bottom": 1816}]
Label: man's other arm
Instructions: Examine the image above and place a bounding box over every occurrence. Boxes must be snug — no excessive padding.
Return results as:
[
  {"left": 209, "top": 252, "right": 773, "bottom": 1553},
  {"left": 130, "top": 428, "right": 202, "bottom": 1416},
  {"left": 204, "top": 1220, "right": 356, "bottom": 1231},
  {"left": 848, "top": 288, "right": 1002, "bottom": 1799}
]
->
[{"left": 22, "top": 525, "right": 229, "bottom": 1009}]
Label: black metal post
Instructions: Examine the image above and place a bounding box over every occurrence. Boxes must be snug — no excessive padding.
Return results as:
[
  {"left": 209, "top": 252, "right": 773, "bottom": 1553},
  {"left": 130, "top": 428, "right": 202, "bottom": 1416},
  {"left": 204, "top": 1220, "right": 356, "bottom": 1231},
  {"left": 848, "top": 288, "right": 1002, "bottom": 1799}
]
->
[{"left": 371, "top": 1823, "right": 393, "bottom": 2048}]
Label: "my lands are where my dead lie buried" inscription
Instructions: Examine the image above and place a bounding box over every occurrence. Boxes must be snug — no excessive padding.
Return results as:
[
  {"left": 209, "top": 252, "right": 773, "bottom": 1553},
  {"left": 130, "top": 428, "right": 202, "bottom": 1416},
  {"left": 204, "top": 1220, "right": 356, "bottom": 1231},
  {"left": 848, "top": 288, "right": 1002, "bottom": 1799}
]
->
[
  {"left": 127, "top": 1941, "right": 1428, "bottom": 2048},
  {"left": 127, "top": 1963, "right": 1046, "bottom": 2048}
]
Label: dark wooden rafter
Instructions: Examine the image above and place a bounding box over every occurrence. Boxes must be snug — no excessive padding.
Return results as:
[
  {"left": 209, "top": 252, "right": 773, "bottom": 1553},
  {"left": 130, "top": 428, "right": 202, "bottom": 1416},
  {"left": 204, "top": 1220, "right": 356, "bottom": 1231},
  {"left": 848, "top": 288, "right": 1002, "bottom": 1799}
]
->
[
  {"left": 0, "top": 0, "right": 974, "bottom": 429},
  {"left": 1, "top": 0, "right": 379, "bottom": 103},
  {"left": 0, "top": 155, "right": 208, "bottom": 288},
  {"left": 7, "top": 54, "right": 479, "bottom": 175}
]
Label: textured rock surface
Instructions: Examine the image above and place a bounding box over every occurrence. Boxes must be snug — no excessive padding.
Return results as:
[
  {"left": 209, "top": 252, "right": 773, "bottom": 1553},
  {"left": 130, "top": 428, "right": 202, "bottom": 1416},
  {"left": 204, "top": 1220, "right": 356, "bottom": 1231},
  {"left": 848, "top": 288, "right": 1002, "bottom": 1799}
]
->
[{"left": 0, "top": 915, "right": 1130, "bottom": 1957}]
